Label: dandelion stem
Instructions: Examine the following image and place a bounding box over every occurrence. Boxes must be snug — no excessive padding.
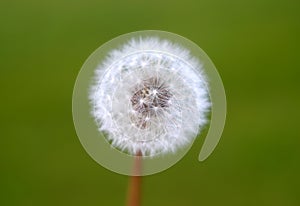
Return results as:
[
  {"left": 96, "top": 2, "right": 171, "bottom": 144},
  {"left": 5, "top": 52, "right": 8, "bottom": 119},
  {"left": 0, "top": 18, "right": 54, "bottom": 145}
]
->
[{"left": 126, "top": 151, "right": 142, "bottom": 206}]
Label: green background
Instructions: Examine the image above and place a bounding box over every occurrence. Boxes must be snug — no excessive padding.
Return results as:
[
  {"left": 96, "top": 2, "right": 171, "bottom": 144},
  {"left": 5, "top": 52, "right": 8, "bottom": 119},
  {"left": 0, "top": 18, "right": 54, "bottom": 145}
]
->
[{"left": 1, "top": 0, "right": 299, "bottom": 205}]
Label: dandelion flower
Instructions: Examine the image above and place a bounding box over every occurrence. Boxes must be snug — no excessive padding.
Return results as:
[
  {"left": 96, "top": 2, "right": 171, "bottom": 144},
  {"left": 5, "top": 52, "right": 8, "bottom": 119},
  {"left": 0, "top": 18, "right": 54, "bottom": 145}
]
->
[{"left": 89, "top": 37, "right": 210, "bottom": 157}]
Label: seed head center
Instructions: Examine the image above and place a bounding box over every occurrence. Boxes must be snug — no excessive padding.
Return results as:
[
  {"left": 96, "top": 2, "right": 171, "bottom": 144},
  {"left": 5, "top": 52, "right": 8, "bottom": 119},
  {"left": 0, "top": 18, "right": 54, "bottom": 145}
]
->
[{"left": 130, "top": 77, "right": 172, "bottom": 129}]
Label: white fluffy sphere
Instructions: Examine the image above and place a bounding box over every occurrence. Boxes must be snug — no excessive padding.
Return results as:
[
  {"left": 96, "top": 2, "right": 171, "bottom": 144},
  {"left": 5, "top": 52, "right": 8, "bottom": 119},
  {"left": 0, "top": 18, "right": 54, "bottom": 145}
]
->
[{"left": 89, "top": 37, "right": 210, "bottom": 156}]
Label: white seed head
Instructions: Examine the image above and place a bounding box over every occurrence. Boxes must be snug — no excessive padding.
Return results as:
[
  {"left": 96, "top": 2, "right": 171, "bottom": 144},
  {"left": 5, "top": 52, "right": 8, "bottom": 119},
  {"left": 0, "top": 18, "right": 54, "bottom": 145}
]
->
[{"left": 89, "top": 37, "right": 210, "bottom": 156}]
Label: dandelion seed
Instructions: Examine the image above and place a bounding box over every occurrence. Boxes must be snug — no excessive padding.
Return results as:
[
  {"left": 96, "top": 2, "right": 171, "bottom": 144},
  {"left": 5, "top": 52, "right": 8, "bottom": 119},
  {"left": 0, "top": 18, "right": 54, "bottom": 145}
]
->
[{"left": 90, "top": 37, "right": 211, "bottom": 157}]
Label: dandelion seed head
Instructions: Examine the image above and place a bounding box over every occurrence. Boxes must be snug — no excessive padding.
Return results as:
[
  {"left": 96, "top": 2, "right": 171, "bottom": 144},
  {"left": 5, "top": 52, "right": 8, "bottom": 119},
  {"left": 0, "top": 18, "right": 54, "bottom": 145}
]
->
[{"left": 90, "top": 37, "right": 210, "bottom": 156}]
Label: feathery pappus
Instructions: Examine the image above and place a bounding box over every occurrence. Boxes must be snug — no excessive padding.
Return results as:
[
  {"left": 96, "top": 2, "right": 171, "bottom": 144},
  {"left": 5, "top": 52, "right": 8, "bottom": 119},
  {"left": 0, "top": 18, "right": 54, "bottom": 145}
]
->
[{"left": 89, "top": 37, "right": 211, "bottom": 157}]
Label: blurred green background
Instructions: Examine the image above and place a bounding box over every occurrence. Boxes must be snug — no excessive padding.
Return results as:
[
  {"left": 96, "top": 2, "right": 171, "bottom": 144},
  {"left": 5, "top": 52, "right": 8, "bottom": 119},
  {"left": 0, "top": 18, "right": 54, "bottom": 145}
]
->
[{"left": 1, "top": 0, "right": 299, "bottom": 205}]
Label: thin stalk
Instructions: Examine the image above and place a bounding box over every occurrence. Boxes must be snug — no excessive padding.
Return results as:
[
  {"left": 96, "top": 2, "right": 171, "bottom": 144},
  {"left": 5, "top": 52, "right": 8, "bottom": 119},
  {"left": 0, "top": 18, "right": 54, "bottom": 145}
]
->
[{"left": 126, "top": 151, "right": 142, "bottom": 206}]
